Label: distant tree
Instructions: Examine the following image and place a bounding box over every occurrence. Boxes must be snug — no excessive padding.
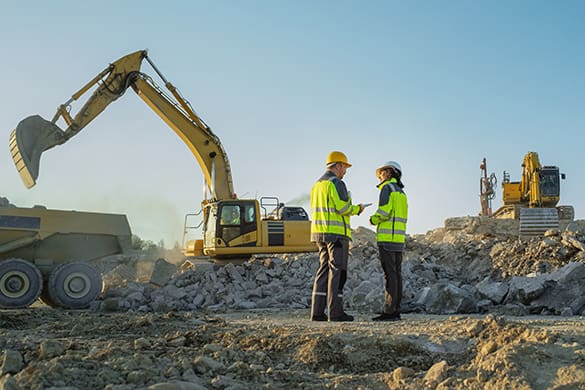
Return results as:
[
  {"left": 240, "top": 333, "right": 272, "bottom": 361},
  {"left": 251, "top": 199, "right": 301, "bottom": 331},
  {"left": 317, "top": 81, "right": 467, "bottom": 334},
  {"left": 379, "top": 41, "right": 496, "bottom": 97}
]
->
[
  {"left": 131, "top": 235, "right": 145, "bottom": 250},
  {"left": 131, "top": 235, "right": 164, "bottom": 252}
]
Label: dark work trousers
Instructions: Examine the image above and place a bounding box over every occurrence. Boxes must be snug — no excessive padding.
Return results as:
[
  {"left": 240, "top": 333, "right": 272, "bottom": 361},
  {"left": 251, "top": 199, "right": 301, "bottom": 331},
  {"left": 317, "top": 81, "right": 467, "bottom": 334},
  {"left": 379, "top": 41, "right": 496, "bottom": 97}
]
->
[
  {"left": 379, "top": 247, "right": 403, "bottom": 315},
  {"left": 311, "top": 239, "right": 349, "bottom": 319}
]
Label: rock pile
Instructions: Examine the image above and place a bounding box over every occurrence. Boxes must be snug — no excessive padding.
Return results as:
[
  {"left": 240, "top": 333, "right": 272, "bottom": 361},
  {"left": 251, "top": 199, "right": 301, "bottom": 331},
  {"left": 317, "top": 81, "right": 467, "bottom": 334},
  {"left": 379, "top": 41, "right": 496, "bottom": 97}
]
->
[
  {"left": 0, "top": 197, "right": 15, "bottom": 207},
  {"left": 98, "top": 216, "right": 585, "bottom": 317}
]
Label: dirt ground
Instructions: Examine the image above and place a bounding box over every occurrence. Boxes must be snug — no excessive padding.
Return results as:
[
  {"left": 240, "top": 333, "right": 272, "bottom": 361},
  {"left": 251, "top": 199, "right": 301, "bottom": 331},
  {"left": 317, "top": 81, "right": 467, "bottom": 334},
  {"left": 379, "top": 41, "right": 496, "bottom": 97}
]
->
[{"left": 2, "top": 308, "right": 585, "bottom": 390}]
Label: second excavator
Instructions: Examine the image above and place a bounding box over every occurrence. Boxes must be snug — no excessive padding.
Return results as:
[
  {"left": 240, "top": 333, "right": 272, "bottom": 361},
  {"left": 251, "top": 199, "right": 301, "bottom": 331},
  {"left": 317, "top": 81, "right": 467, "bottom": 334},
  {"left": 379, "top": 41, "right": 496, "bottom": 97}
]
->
[
  {"left": 489, "top": 152, "right": 574, "bottom": 236},
  {"left": 10, "top": 50, "right": 316, "bottom": 260}
]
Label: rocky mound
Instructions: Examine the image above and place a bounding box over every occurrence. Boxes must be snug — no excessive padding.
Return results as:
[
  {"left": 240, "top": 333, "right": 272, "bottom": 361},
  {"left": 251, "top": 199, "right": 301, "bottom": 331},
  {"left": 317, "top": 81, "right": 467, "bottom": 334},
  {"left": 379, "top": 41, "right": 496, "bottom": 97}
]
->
[{"left": 98, "top": 217, "right": 585, "bottom": 317}]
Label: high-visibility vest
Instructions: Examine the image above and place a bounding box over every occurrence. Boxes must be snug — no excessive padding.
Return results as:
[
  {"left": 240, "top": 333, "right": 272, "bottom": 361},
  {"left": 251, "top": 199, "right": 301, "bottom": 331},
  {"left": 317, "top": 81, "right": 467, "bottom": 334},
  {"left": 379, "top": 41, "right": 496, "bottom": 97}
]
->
[
  {"left": 370, "top": 178, "right": 408, "bottom": 245},
  {"left": 310, "top": 171, "right": 360, "bottom": 241}
]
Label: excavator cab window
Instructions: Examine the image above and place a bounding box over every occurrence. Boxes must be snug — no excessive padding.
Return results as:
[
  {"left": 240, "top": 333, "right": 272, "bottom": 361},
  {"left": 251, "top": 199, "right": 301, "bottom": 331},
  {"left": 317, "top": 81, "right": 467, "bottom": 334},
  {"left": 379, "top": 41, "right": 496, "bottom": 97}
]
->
[
  {"left": 220, "top": 205, "right": 241, "bottom": 226},
  {"left": 203, "top": 205, "right": 217, "bottom": 247},
  {"left": 540, "top": 169, "right": 560, "bottom": 197},
  {"left": 244, "top": 204, "right": 255, "bottom": 223},
  {"left": 216, "top": 202, "right": 258, "bottom": 246},
  {"left": 219, "top": 205, "right": 241, "bottom": 243}
]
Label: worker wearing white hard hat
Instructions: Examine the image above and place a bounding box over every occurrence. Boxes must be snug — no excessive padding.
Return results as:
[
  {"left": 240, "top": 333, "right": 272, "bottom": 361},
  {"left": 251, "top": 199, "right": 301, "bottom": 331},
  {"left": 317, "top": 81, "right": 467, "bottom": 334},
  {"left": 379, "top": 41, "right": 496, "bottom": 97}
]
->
[
  {"left": 370, "top": 160, "right": 408, "bottom": 321},
  {"left": 375, "top": 161, "right": 403, "bottom": 184}
]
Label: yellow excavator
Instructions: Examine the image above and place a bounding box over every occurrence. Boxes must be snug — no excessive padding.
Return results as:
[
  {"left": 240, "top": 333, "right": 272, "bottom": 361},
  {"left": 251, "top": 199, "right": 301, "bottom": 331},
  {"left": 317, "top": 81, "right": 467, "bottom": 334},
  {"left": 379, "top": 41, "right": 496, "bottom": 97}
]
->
[
  {"left": 492, "top": 151, "right": 574, "bottom": 236},
  {"left": 10, "top": 50, "right": 316, "bottom": 260}
]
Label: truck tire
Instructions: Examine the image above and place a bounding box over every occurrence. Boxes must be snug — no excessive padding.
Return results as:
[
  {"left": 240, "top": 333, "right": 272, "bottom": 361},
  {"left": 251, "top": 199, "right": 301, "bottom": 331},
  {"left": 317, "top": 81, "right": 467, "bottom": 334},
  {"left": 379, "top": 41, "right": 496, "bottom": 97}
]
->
[
  {"left": 48, "top": 262, "right": 103, "bottom": 309},
  {"left": 0, "top": 258, "right": 43, "bottom": 309}
]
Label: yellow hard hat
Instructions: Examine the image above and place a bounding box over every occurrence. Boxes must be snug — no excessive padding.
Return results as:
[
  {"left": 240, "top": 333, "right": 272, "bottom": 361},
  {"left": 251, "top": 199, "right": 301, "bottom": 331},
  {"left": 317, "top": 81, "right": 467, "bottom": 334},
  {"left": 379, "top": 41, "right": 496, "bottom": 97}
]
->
[{"left": 326, "top": 151, "right": 352, "bottom": 167}]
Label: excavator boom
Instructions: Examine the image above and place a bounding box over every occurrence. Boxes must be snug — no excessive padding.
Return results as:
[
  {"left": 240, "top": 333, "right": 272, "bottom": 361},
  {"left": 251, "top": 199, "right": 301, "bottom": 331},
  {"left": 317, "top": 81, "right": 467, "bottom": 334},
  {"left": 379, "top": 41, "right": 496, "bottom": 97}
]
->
[{"left": 9, "top": 50, "right": 235, "bottom": 200}]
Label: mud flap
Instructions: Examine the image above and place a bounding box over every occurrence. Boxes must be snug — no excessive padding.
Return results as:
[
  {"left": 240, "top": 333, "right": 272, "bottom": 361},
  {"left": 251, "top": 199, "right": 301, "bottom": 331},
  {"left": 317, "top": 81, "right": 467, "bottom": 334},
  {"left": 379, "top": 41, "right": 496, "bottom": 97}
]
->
[
  {"left": 9, "top": 115, "right": 65, "bottom": 188},
  {"left": 519, "top": 208, "right": 559, "bottom": 238}
]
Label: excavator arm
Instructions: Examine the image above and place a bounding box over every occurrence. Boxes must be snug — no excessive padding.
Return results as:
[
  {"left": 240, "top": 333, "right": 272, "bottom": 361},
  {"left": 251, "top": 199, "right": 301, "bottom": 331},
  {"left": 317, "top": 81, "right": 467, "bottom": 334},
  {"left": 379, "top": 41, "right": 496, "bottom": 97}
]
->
[
  {"left": 520, "top": 151, "right": 543, "bottom": 207},
  {"left": 10, "top": 50, "right": 235, "bottom": 201}
]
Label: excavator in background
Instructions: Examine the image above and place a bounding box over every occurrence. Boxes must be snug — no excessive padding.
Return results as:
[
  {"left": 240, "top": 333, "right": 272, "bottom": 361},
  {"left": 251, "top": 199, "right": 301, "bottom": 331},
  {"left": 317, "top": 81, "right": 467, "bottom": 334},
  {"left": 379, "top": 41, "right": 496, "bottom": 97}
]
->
[
  {"left": 9, "top": 50, "right": 316, "bottom": 261},
  {"left": 489, "top": 152, "right": 574, "bottom": 236}
]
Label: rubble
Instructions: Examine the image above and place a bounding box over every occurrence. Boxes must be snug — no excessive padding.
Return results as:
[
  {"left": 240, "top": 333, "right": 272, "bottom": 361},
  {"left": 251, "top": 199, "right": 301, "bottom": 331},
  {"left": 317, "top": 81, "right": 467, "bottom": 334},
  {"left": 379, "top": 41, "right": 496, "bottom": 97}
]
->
[
  {"left": 0, "top": 197, "right": 15, "bottom": 207},
  {"left": 3, "top": 215, "right": 585, "bottom": 389},
  {"left": 98, "top": 217, "right": 585, "bottom": 317}
]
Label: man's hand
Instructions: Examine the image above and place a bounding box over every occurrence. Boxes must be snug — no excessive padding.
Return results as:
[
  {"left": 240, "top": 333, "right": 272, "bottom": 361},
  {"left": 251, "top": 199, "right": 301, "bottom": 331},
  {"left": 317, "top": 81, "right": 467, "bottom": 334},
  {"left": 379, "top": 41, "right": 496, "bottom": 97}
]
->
[{"left": 358, "top": 203, "right": 372, "bottom": 215}]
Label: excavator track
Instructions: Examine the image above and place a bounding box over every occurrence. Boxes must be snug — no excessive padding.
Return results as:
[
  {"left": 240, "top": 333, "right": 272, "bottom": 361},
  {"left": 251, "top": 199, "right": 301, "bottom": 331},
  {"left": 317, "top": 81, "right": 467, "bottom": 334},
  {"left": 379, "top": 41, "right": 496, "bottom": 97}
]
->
[{"left": 519, "top": 208, "right": 559, "bottom": 238}]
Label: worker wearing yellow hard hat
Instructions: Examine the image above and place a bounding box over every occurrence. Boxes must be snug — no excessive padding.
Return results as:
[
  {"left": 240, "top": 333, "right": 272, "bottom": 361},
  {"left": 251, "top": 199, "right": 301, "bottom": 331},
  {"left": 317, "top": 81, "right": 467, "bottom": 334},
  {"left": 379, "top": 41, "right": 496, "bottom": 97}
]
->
[
  {"left": 370, "top": 160, "right": 408, "bottom": 321},
  {"left": 309, "top": 151, "right": 369, "bottom": 322},
  {"left": 325, "top": 151, "right": 352, "bottom": 167}
]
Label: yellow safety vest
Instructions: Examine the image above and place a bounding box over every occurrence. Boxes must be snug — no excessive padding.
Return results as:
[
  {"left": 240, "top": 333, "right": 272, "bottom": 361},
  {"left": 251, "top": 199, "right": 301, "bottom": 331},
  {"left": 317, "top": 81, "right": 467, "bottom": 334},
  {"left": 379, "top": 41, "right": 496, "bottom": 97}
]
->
[
  {"left": 370, "top": 178, "right": 408, "bottom": 247},
  {"left": 310, "top": 171, "right": 360, "bottom": 241}
]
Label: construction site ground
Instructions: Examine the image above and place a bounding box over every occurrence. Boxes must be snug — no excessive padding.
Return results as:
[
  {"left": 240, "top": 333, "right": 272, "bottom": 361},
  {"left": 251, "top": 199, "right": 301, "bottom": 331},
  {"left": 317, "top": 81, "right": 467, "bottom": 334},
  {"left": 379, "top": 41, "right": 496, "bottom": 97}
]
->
[
  {"left": 2, "top": 306, "right": 585, "bottom": 390},
  {"left": 3, "top": 215, "right": 585, "bottom": 389}
]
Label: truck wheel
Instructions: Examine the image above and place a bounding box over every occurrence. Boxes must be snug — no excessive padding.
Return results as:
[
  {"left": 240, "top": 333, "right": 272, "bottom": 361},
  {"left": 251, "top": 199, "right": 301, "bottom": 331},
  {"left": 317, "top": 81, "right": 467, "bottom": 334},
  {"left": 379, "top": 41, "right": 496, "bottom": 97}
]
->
[
  {"left": 48, "top": 262, "right": 103, "bottom": 309},
  {"left": 0, "top": 258, "right": 43, "bottom": 309}
]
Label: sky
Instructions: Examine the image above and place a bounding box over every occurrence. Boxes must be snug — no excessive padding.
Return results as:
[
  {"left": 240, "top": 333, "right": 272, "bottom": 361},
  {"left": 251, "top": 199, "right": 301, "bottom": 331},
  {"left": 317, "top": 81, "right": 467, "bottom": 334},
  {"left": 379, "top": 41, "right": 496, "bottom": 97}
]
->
[{"left": 1, "top": 1, "right": 584, "bottom": 248}]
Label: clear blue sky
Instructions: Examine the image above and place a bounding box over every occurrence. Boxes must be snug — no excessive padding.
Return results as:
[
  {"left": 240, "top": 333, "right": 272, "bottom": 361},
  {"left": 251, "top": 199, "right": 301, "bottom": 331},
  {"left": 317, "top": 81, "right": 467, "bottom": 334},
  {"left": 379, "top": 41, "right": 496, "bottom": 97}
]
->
[{"left": 2, "top": 1, "right": 584, "bottom": 246}]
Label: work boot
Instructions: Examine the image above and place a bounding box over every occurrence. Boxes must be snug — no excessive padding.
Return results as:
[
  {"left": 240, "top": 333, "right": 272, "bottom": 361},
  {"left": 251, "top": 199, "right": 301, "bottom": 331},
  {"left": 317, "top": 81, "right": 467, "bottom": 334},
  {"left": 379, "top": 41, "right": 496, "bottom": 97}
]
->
[
  {"left": 372, "top": 313, "right": 401, "bottom": 322},
  {"left": 329, "top": 313, "right": 354, "bottom": 322},
  {"left": 310, "top": 314, "right": 328, "bottom": 322}
]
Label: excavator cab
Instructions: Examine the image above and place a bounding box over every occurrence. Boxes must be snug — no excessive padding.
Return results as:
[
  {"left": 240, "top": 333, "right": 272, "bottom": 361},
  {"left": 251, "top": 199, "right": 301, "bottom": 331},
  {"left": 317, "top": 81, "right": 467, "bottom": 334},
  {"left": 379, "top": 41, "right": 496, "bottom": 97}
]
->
[
  {"left": 539, "top": 167, "right": 561, "bottom": 201},
  {"left": 185, "top": 199, "right": 314, "bottom": 260},
  {"left": 10, "top": 115, "right": 65, "bottom": 189},
  {"left": 214, "top": 201, "right": 258, "bottom": 245}
]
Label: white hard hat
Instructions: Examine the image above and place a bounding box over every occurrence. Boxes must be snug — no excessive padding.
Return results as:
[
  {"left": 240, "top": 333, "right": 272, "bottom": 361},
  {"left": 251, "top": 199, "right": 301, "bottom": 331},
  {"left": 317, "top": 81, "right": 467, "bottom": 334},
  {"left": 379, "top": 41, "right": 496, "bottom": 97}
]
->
[{"left": 376, "top": 161, "right": 402, "bottom": 176}]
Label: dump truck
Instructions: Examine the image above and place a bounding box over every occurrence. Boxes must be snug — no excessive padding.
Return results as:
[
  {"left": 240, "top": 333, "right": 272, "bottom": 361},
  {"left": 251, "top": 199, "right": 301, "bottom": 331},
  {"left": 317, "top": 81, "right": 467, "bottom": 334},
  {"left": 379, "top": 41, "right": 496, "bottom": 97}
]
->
[
  {"left": 0, "top": 204, "right": 131, "bottom": 309},
  {"left": 492, "top": 152, "right": 574, "bottom": 236},
  {"left": 10, "top": 50, "right": 317, "bottom": 261}
]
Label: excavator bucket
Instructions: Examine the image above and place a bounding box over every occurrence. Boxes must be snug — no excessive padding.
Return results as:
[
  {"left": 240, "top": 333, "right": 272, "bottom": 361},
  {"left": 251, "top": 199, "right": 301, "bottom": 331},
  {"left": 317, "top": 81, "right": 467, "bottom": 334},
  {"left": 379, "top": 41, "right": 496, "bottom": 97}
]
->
[{"left": 9, "top": 115, "right": 65, "bottom": 189}]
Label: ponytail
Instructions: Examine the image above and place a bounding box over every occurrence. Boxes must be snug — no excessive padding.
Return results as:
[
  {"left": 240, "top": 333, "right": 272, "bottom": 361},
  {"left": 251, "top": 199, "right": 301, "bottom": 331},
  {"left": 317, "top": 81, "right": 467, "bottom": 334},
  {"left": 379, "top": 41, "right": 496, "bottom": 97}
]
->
[{"left": 391, "top": 168, "right": 404, "bottom": 189}]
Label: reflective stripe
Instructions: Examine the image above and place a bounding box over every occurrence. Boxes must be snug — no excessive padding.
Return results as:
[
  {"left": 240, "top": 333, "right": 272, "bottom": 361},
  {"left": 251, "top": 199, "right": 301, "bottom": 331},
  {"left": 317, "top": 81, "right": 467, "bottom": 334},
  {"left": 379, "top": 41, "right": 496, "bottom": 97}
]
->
[
  {"left": 313, "top": 292, "right": 327, "bottom": 297},
  {"left": 389, "top": 183, "right": 401, "bottom": 193},
  {"left": 376, "top": 208, "right": 389, "bottom": 217},
  {"left": 312, "top": 207, "right": 338, "bottom": 213},
  {"left": 338, "top": 204, "right": 350, "bottom": 213},
  {"left": 372, "top": 213, "right": 407, "bottom": 223},
  {"left": 337, "top": 294, "right": 343, "bottom": 298},
  {"left": 313, "top": 220, "right": 345, "bottom": 227},
  {"left": 378, "top": 228, "right": 406, "bottom": 235}
]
